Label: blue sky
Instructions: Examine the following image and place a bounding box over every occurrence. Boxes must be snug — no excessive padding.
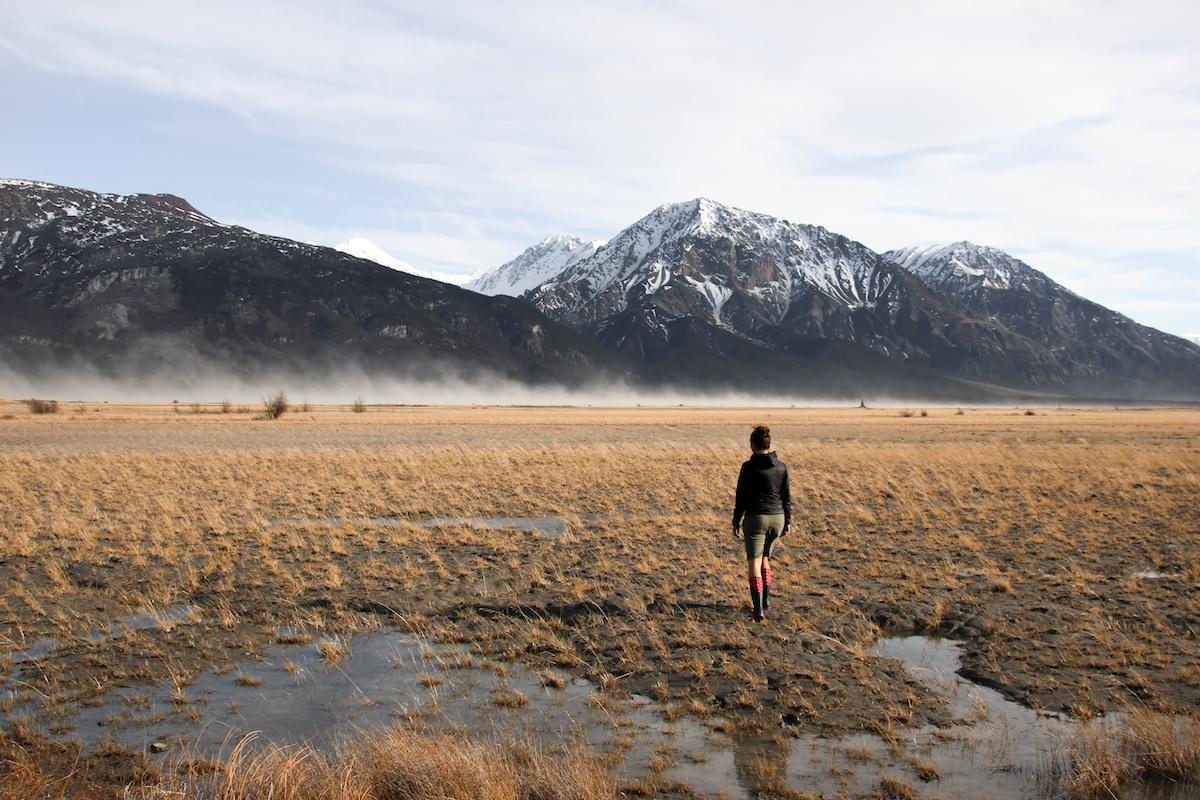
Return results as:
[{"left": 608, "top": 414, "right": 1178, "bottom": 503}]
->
[{"left": 1, "top": 1, "right": 1197, "bottom": 339}]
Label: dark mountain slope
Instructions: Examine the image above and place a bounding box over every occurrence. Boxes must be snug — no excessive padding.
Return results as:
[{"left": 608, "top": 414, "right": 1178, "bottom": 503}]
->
[{"left": 0, "top": 180, "right": 626, "bottom": 386}]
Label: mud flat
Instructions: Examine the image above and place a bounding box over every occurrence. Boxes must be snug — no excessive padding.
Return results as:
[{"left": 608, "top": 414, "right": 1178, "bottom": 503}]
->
[{"left": 1, "top": 403, "right": 1198, "bottom": 797}]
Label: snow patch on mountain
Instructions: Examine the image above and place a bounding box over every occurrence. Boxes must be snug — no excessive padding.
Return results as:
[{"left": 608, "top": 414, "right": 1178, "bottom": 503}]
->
[
  {"left": 466, "top": 234, "right": 603, "bottom": 296},
  {"left": 333, "top": 238, "right": 464, "bottom": 285},
  {"left": 884, "top": 241, "right": 1042, "bottom": 292}
]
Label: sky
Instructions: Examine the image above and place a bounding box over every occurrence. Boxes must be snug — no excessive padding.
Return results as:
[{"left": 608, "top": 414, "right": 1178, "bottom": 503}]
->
[{"left": 1, "top": 1, "right": 1198, "bottom": 339}]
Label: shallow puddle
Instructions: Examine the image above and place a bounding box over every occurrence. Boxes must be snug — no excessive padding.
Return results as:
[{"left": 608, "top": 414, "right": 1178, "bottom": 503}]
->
[
  {"left": 3, "top": 630, "right": 1193, "bottom": 798},
  {"left": 1132, "top": 570, "right": 1185, "bottom": 580},
  {"left": 4, "top": 603, "right": 201, "bottom": 666}
]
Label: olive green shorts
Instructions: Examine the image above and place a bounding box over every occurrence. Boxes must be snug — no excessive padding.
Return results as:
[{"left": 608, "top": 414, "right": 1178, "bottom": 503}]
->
[{"left": 742, "top": 513, "right": 785, "bottom": 560}]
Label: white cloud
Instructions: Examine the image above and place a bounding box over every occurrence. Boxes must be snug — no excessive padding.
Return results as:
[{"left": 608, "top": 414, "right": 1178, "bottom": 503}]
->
[{"left": 2, "top": 0, "right": 1198, "bottom": 332}]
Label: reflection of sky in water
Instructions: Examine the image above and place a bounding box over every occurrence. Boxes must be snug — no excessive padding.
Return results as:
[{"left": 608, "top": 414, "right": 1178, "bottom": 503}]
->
[{"left": 3, "top": 627, "right": 1193, "bottom": 799}]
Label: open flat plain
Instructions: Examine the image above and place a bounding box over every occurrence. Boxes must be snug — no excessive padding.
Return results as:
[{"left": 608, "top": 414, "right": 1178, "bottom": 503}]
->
[{"left": 0, "top": 401, "right": 1197, "bottom": 799}]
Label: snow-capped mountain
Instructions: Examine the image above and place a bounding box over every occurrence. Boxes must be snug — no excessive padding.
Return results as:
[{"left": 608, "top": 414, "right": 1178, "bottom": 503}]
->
[
  {"left": 523, "top": 199, "right": 1199, "bottom": 395},
  {"left": 883, "top": 242, "right": 1200, "bottom": 390},
  {"left": 465, "top": 234, "right": 602, "bottom": 296},
  {"left": 529, "top": 198, "right": 899, "bottom": 329},
  {"left": 524, "top": 198, "right": 1047, "bottom": 389},
  {"left": 0, "top": 180, "right": 616, "bottom": 383},
  {"left": 334, "top": 237, "right": 466, "bottom": 285}
]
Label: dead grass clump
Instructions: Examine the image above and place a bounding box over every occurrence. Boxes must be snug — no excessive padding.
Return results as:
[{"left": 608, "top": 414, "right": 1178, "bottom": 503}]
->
[
  {"left": 909, "top": 756, "right": 941, "bottom": 781},
  {"left": 898, "top": 409, "right": 915, "bottom": 418},
  {"left": 878, "top": 776, "right": 918, "bottom": 799},
  {"left": 221, "top": 399, "right": 233, "bottom": 414},
  {"left": 317, "top": 639, "right": 348, "bottom": 664},
  {"left": 539, "top": 670, "right": 568, "bottom": 689},
  {"left": 1050, "top": 710, "right": 1200, "bottom": 799},
  {"left": 24, "top": 398, "right": 58, "bottom": 414},
  {"left": 148, "top": 728, "right": 614, "bottom": 800},
  {"left": 352, "top": 397, "right": 367, "bottom": 413},
  {"left": 492, "top": 686, "right": 529, "bottom": 708},
  {"left": 262, "top": 391, "right": 289, "bottom": 419}
]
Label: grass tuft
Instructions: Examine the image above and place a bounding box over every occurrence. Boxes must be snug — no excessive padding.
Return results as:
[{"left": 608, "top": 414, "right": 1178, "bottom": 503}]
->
[{"left": 1049, "top": 710, "right": 1200, "bottom": 799}]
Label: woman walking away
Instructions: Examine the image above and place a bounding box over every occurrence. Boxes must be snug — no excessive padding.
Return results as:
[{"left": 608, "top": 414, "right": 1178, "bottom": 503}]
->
[{"left": 731, "top": 425, "right": 791, "bottom": 622}]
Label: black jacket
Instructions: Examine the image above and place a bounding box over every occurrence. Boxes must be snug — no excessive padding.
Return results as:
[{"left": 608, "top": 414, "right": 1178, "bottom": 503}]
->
[{"left": 732, "top": 452, "right": 791, "bottom": 528}]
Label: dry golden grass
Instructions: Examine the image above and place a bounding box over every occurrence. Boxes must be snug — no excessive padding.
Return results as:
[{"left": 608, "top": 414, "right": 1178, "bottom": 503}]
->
[
  {"left": 1050, "top": 709, "right": 1200, "bottom": 799},
  {"left": 1, "top": 403, "right": 1198, "bottom": 796},
  {"left": 0, "top": 726, "right": 613, "bottom": 800}
]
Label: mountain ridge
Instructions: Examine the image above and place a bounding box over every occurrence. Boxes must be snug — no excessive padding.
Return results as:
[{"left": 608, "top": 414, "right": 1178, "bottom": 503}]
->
[
  {"left": 0, "top": 180, "right": 625, "bottom": 387},
  {"left": 519, "top": 198, "right": 1199, "bottom": 397},
  {"left": 3, "top": 180, "right": 1196, "bottom": 400}
]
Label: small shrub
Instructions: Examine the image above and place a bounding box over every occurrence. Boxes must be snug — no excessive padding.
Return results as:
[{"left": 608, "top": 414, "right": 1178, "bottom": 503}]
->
[
  {"left": 299, "top": 399, "right": 312, "bottom": 413},
  {"left": 1025, "top": 409, "right": 1037, "bottom": 416},
  {"left": 955, "top": 408, "right": 965, "bottom": 415},
  {"left": 25, "top": 398, "right": 59, "bottom": 414},
  {"left": 262, "top": 391, "right": 289, "bottom": 420},
  {"left": 189, "top": 402, "right": 203, "bottom": 414},
  {"left": 220, "top": 399, "right": 233, "bottom": 414},
  {"left": 351, "top": 397, "right": 367, "bottom": 413},
  {"left": 898, "top": 409, "right": 915, "bottom": 418},
  {"left": 919, "top": 409, "right": 928, "bottom": 417}
]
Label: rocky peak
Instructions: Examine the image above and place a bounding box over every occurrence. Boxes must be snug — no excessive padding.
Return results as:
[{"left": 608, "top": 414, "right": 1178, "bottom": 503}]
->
[
  {"left": 884, "top": 241, "right": 1051, "bottom": 294},
  {"left": 466, "top": 233, "right": 603, "bottom": 296}
]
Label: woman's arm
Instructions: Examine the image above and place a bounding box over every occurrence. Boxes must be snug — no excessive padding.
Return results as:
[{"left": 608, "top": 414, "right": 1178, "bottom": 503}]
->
[
  {"left": 781, "top": 465, "right": 792, "bottom": 534},
  {"left": 731, "top": 462, "right": 747, "bottom": 532}
]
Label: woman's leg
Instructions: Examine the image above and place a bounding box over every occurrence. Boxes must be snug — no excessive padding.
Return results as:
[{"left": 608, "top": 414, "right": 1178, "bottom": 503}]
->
[
  {"left": 746, "top": 556, "right": 762, "bottom": 581},
  {"left": 742, "top": 516, "right": 766, "bottom": 621},
  {"left": 760, "top": 554, "right": 771, "bottom": 611},
  {"left": 760, "top": 515, "right": 783, "bottom": 612}
]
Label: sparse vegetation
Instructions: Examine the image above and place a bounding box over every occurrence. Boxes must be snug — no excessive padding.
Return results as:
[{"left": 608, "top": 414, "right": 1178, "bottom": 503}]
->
[
  {"left": 24, "top": 398, "right": 59, "bottom": 414},
  {"left": 0, "top": 403, "right": 1196, "bottom": 798},
  {"left": 352, "top": 397, "right": 367, "bottom": 413},
  {"left": 262, "top": 390, "right": 289, "bottom": 419}
]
